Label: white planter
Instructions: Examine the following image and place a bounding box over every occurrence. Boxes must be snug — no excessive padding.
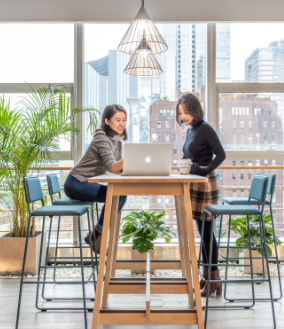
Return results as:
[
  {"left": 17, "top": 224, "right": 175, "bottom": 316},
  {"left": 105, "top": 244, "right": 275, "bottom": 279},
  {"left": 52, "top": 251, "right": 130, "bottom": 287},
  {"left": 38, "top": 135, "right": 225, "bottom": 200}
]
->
[
  {"left": 239, "top": 250, "right": 267, "bottom": 275},
  {"left": 0, "top": 231, "right": 46, "bottom": 276}
]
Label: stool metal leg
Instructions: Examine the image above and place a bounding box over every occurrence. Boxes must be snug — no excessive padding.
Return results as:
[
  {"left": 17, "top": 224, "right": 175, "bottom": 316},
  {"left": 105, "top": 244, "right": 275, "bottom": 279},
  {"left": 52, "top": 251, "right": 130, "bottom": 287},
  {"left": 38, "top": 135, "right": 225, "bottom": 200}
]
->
[
  {"left": 78, "top": 216, "right": 88, "bottom": 329},
  {"left": 87, "top": 210, "right": 96, "bottom": 292},
  {"left": 15, "top": 215, "right": 32, "bottom": 329},
  {"left": 260, "top": 213, "right": 276, "bottom": 328},
  {"left": 223, "top": 215, "right": 231, "bottom": 301},
  {"left": 41, "top": 216, "right": 53, "bottom": 300},
  {"left": 270, "top": 203, "right": 282, "bottom": 300},
  {"left": 247, "top": 215, "right": 256, "bottom": 306},
  {"left": 52, "top": 216, "right": 61, "bottom": 281},
  {"left": 91, "top": 205, "right": 98, "bottom": 275},
  {"left": 35, "top": 216, "right": 47, "bottom": 310}
]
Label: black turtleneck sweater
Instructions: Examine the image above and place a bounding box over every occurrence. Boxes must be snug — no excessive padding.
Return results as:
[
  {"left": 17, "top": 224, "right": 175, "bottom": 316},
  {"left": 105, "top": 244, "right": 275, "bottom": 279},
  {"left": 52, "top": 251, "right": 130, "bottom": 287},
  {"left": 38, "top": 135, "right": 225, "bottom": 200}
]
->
[{"left": 182, "top": 120, "right": 226, "bottom": 176}]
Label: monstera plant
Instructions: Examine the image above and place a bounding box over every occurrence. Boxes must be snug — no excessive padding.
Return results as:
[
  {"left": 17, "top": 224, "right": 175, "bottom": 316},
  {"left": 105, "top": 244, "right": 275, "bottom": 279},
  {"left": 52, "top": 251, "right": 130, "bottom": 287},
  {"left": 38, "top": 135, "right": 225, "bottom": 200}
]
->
[
  {"left": 0, "top": 84, "right": 100, "bottom": 238},
  {"left": 120, "top": 210, "right": 176, "bottom": 253}
]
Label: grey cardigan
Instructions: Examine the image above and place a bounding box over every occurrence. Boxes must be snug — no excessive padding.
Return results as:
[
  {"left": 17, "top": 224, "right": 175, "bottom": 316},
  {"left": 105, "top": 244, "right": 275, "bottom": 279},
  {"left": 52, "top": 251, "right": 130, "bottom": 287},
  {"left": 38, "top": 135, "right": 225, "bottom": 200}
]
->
[{"left": 70, "top": 130, "right": 123, "bottom": 182}]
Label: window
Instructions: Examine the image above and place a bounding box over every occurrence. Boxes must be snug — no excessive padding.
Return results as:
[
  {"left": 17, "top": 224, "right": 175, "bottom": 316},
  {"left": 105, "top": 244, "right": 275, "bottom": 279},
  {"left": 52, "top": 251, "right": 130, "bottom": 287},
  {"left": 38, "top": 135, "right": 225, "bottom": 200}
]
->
[
  {"left": 173, "top": 147, "right": 177, "bottom": 154},
  {"left": 241, "top": 160, "right": 245, "bottom": 166},
  {"left": 167, "top": 109, "right": 170, "bottom": 116},
  {"left": 233, "top": 188, "right": 236, "bottom": 197},
  {"left": 256, "top": 133, "right": 260, "bottom": 148},
  {"left": 232, "top": 169, "right": 236, "bottom": 179},
  {"left": 264, "top": 159, "right": 268, "bottom": 166},
  {"left": 173, "top": 134, "right": 177, "bottom": 142},
  {"left": 164, "top": 109, "right": 166, "bottom": 115},
  {"left": 173, "top": 159, "right": 177, "bottom": 166},
  {"left": 240, "top": 133, "right": 244, "bottom": 146},
  {"left": 248, "top": 169, "right": 252, "bottom": 179},
  {"left": 233, "top": 133, "right": 236, "bottom": 148},
  {"left": 246, "top": 107, "right": 249, "bottom": 115},
  {"left": 233, "top": 120, "right": 236, "bottom": 129},
  {"left": 249, "top": 120, "right": 252, "bottom": 129},
  {"left": 0, "top": 23, "right": 74, "bottom": 83},
  {"left": 157, "top": 121, "right": 161, "bottom": 129},
  {"left": 248, "top": 134, "right": 252, "bottom": 148},
  {"left": 240, "top": 120, "right": 244, "bottom": 129},
  {"left": 272, "top": 121, "right": 275, "bottom": 128},
  {"left": 232, "top": 160, "right": 236, "bottom": 166},
  {"left": 157, "top": 197, "right": 162, "bottom": 205},
  {"left": 158, "top": 134, "right": 161, "bottom": 142},
  {"left": 165, "top": 133, "right": 169, "bottom": 142},
  {"left": 165, "top": 121, "right": 169, "bottom": 128},
  {"left": 232, "top": 107, "right": 235, "bottom": 115},
  {"left": 165, "top": 198, "right": 169, "bottom": 205},
  {"left": 181, "top": 134, "right": 185, "bottom": 142},
  {"left": 160, "top": 109, "right": 163, "bottom": 115},
  {"left": 263, "top": 121, "right": 267, "bottom": 128},
  {"left": 241, "top": 188, "right": 244, "bottom": 197},
  {"left": 240, "top": 169, "right": 244, "bottom": 179}
]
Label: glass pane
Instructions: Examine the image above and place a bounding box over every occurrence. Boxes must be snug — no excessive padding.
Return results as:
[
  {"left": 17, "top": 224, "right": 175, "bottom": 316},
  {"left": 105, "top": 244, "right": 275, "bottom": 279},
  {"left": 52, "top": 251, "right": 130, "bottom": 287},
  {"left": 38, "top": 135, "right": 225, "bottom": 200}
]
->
[
  {"left": 219, "top": 92, "right": 284, "bottom": 150},
  {"left": 0, "top": 24, "right": 74, "bottom": 83},
  {"left": 216, "top": 23, "right": 284, "bottom": 82},
  {"left": 2, "top": 93, "right": 71, "bottom": 151},
  {"left": 83, "top": 23, "right": 206, "bottom": 150}
]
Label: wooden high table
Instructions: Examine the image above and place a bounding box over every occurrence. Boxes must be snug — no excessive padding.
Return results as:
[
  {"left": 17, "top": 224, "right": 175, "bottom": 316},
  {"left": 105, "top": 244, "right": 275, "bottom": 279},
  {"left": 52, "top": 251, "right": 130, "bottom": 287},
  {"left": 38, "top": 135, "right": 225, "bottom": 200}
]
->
[{"left": 88, "top": 174, "right": 207, "bottom": 329}]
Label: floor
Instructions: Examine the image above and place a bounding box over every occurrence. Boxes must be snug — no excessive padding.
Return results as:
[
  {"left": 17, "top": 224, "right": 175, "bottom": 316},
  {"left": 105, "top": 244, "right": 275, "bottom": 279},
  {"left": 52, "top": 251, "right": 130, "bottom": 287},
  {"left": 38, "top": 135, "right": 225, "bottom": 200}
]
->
[{"left": 1, "top": 277, "right": 283, "bottom": 329}]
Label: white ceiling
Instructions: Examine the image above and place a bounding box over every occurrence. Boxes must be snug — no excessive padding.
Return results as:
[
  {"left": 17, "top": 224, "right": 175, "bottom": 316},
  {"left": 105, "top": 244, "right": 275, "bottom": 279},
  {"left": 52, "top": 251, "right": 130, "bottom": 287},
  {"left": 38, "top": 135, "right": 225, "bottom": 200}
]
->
[{"left": 0, "top": 0, "right": 284, "bottom": 22}]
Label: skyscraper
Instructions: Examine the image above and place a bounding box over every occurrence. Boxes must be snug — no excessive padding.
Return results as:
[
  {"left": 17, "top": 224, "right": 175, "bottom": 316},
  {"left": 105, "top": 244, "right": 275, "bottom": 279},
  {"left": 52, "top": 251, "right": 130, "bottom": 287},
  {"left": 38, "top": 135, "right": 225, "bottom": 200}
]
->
[{"left": 83, "top": 50, "right": 139, "bottom": 148}]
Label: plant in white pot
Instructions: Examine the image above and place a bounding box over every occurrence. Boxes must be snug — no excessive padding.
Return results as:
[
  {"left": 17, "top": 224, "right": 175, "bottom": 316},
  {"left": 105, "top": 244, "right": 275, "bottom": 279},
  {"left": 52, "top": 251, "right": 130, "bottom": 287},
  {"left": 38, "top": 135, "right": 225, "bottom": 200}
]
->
[
  {"left": 120, "top": 210, "right": 176, "bottom": 274},
  {"left": 221, "top": 213, "right": 282, "bottom": 274},
  {"left": 0, "top": 85, "right": 99, "bottom": 275}
]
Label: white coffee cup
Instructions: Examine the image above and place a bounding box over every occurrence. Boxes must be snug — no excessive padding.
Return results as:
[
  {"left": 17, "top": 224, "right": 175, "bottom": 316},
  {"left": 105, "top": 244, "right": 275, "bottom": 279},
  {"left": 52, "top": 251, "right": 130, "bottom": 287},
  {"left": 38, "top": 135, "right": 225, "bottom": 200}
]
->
[{"left": 178, "top": 159, "right": 192, "bottom": 174}]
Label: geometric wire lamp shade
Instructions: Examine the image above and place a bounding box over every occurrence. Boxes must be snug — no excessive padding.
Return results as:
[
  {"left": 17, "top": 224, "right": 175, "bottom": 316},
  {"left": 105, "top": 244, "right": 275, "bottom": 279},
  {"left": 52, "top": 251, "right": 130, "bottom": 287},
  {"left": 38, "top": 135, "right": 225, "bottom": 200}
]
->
[
  {"left": 118, "top": 0, "right": 168, "bottom": 55},
  {"left": 124, "top": 33, "right": 163, "bottom": 76}
]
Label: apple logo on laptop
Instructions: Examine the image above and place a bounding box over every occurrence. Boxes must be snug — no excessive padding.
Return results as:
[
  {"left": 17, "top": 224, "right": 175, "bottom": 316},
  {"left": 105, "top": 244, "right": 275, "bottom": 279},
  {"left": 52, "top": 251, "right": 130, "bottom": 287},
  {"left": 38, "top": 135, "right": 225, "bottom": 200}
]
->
[{"left": 145, "top": 156, "right": 151, "bottom": 163}]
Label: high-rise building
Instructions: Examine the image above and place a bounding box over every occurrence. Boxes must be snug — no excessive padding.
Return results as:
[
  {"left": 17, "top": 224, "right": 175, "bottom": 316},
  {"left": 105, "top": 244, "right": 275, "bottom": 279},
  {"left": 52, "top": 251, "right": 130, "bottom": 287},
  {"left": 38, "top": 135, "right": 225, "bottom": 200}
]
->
[
  {"left": 216, "top": 23, "right": 231, "bottom": 82},
  {"left": 83, "top": 50, "right": 139, "bottom": 149}
]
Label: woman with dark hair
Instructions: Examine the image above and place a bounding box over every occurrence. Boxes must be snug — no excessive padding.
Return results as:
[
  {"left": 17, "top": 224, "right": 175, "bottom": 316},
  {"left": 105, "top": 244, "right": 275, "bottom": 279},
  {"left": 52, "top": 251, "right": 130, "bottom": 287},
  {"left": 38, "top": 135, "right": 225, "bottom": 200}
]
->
[
  {"left": 176, "top": 93, "right": 226, "bottom": 296},
  {"left": 64, "top": 104, "right": 128, "bottom": 253}
]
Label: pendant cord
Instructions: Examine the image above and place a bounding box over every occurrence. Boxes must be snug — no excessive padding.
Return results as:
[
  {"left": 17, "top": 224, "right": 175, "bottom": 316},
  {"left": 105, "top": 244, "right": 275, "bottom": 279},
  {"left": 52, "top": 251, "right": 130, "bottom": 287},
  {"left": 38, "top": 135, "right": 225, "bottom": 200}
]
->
[{"left": 142, "top": 0, "right": 144, "bottom": 6}]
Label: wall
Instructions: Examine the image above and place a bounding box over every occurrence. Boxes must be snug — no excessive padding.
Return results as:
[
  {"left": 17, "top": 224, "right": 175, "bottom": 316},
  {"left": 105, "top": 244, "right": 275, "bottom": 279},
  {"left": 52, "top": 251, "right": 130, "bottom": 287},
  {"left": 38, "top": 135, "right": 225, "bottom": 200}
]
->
[{"left": 1, "top": 0, "right": 284, "bottom": 22}]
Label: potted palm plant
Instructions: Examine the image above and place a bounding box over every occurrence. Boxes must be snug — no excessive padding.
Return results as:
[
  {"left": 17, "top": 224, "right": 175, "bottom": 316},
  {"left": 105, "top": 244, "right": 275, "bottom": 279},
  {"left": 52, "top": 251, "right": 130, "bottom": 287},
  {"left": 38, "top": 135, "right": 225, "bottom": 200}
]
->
[
  {"left": 221, "top": 213, "right": 282, "bottom": 274},
  {"left": 0, "top": 85, "right": 99, "bottom": 275},
  {"left": 120, "top": 210, "right": 176, "bottom": 274}
]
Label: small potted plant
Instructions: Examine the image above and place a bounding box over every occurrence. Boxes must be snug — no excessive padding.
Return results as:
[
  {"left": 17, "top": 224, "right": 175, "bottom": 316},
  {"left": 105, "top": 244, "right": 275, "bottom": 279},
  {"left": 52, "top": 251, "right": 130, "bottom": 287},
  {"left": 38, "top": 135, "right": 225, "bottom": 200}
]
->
[
  {"left": 221, "top": 213, "right": 282, "bottom": 274},
  {"left": 120, "top": 210, "right": 176, "bottom": 273}
]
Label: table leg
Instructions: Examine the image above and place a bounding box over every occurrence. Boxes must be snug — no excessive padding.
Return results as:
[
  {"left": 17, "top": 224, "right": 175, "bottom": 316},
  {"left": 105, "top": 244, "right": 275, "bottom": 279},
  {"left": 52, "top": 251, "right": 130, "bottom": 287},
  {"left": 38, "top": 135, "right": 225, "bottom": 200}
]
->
[
  {"left": 111, "top": 211, "right": 122, "bottom": 278},
  {"left": 176, "top": 196, "right": 195, "bottom": 309},
  {"left": 183, "top": 183, "right": 204, "bottom": 329},
  {"left": 92, "top": 184, "right": 114, "bottom": 329},
  {"left": 174, "top": 196, "right": 187, "bottom": 278},
  {"left": 102, "top": 196, "right": 119, "bottom": 309}
]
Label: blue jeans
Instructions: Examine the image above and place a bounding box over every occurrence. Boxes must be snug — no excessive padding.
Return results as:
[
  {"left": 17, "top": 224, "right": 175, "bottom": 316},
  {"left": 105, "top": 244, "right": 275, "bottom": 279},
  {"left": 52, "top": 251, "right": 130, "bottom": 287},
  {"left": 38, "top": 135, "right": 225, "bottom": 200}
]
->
[{"left": 64, "top": 174, "right": 127, "bottom": 232}]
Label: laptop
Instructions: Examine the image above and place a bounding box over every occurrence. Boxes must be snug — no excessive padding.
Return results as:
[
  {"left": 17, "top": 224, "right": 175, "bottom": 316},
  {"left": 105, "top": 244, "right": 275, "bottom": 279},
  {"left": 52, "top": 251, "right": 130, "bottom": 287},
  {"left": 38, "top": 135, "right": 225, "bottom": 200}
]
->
[{"left": 123, "top": 143, "right": 173, "bottom": 176}]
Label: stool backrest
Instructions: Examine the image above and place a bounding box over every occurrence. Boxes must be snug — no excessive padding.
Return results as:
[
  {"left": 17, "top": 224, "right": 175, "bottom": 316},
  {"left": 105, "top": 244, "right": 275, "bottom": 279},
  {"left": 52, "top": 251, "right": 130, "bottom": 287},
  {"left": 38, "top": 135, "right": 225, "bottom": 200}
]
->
[
  {"left": 265, "top": 173, "right": 276, "bottom": 197},
  {"left": 24, "top": 177, "right": 44, "bottom": 212},
  {"left": 248, "top": 175, "right": 269, "bottom": 207},
  {"left": 46, "top": 174, "right": 61, "bottom": 203}
]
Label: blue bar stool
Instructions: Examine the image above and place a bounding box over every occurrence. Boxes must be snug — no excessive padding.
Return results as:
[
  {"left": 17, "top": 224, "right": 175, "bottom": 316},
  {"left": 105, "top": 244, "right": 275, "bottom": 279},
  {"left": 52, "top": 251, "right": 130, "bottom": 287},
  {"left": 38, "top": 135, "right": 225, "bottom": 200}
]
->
[
  {"left": 46, "top": 174, "right": 98, "bottom": 285},
  {"left": 15, "top": 177, "right": 94, "bottom": 329},
  {"left": 221, "top": 173, "right": 282, "bottom": 302},
  {"left": 199, "top": 175, "right": 276, "bottom": 329}
]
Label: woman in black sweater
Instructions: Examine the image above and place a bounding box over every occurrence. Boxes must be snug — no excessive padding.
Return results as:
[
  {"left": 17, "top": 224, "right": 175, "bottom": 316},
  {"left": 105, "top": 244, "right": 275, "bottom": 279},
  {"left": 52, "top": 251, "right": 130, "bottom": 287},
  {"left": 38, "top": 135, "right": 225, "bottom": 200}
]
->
[{"left": 177, "top": 93, "right": 226, "bottom": 296}]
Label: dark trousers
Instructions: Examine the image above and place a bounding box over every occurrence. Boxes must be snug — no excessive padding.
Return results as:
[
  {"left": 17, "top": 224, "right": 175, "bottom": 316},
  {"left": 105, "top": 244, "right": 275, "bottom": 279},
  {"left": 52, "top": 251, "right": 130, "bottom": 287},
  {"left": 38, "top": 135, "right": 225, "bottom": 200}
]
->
[
  {"left": 64, "top": 174, "right": 127, "bottom": 228},
  {"left": 196, "top": 220, "right": 218, "bottom": 272}
]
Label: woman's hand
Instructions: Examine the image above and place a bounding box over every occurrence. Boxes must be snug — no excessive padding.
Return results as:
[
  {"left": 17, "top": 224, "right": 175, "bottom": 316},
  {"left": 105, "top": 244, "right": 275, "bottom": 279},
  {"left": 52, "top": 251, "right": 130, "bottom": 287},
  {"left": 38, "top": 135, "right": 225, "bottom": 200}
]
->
[
  {"left": 109, "top": 159, "right": 124, "bottom": 173},
  {"left": 190, "top": 163, "right": 207, "bottom": 176}
]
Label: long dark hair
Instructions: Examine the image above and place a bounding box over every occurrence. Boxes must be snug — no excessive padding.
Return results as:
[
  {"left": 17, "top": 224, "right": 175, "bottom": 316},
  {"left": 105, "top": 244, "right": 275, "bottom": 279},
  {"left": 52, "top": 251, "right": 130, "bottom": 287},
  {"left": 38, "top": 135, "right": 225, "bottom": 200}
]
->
[
  {"left": 176, "top": 93, "right": 204, "bottom": 127},
  {"left": 96, "top": 104, "right": 128, "bottom": 141}
]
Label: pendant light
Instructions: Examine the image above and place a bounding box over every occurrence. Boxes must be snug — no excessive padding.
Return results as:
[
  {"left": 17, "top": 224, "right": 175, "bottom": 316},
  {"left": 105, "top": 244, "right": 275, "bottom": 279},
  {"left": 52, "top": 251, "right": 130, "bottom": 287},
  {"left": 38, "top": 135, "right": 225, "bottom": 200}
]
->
[
  {"left": 124, "top": 32, "right": 163, "bottom": 76},
  {"left": 118, "top": 0, "right": 168, "bottom": 55}
]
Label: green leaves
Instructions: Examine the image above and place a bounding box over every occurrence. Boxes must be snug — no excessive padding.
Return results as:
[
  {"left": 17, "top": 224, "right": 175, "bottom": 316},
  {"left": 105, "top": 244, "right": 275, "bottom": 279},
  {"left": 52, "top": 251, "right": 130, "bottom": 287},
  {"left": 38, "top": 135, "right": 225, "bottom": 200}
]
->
[
  {"left": 119, "top": 210, "right": 176, "bottom": 253},
  {"left": 0, "top": 84, "right": 101, "bottom": 237},
  {"left": 222, "top": 213, "right": 282, "bottom": 257}
]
